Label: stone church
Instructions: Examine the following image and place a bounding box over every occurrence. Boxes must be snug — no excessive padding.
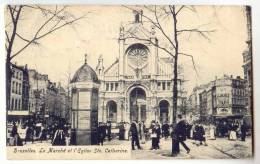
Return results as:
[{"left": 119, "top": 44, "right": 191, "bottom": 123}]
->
[{"left": 71, "top": 11, "right": 186, "bottom": 127}]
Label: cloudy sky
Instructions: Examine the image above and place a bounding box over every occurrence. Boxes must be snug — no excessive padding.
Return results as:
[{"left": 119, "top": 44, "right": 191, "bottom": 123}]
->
[{"left": 7, "top": 5, "right": 248, "bottom": 94}]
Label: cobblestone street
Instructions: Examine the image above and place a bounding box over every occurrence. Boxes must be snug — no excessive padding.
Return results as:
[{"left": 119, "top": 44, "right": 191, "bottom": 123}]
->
[{"left": 21, "top": 137, "right": 252, "bottom": 159}]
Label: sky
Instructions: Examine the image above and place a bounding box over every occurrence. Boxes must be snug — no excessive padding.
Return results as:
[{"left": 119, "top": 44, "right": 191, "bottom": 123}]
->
[{"left": 6, "top": 5, "right": 248, "bottom": 94}]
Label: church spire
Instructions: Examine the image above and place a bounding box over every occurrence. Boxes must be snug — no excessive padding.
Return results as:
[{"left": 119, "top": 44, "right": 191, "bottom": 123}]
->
[{"left": 133, "top": 10, "right": 143, "bottom": 23}]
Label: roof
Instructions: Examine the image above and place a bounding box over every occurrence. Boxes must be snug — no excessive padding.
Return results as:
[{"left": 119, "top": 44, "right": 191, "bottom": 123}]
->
[{"left": 71, "top": 63, "right": 99, "bottom": 83}]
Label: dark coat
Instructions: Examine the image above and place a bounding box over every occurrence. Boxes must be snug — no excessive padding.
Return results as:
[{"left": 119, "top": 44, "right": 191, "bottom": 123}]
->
[
  {"left": 176, "top": 120, "right": 187, "bottom": 141},
  {"left": 130, "top": 123, "right": 139, "bottom": 140},
  {"left": 197, "top": 125, "right": 205, "bottom": 141}
]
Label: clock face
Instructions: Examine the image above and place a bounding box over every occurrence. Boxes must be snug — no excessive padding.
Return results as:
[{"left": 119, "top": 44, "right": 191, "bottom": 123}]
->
[{"left": 128, "top": 47, "right": 148, "bottom": 68}]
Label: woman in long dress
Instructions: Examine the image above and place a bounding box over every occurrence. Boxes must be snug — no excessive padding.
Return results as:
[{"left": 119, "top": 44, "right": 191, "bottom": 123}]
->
[
  {"left": 124, "top": 122, "right": 130, "bottom": 140},
  {"left": 209, "top": 124, "right": 216, "bottom": 140},
  {"left": 229, "top": 123, "right": 237, "bottom": 140}
]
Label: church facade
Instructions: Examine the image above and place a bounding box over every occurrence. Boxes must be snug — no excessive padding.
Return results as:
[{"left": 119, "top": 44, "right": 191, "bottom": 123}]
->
[{"left": 94, "top": 12, "right": 186, "bottom": 125}]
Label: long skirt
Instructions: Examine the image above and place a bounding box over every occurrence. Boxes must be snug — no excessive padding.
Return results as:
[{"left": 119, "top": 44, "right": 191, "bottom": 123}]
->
[
  {"left": 229, "top": 131, "right": 237, "bottom": 140},
  {"left": 209, "top": 129, "right": 216, "bottom": 140}
]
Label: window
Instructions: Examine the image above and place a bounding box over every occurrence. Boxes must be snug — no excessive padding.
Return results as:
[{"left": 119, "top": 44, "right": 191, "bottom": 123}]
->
[
  {"left": 11, "top": 98, "right": 14, "bottom": 110},
  {"left": 15, "top": 99, "right": 17, "bottom": 110},
  {"left": 106, "top": 83, "right": 109, "bottom": 91},
  {"left": 19, "top": 83, "right": 21, "bottom": 94},
  {"left": 110, "top": 83, "right": 114, "bottom": 91},
  {"left": 157, "top": 82, "right": 161, "bottom": 90},
  {"left": 12, "top": 81, "right": 15, "bottom": 93},
  {"left": 18, "top": 99, "right": 20, "bottom": 110},
  {"left": 15, "top": 82, "right": 18, "bottom": 94},
  {"left": 115, "top": 83, "right": 118, "bottom": 91},
  {"left": 162, "top": 82, "right": 166, "bottom": 90},
  {"left": 167, "top": 82, "right": 171, "bottom": 90}
]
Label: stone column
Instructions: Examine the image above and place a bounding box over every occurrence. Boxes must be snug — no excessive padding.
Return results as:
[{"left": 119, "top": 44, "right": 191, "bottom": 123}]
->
[{"left": 138, "top": 104, "right": 141, "bottom": 122}]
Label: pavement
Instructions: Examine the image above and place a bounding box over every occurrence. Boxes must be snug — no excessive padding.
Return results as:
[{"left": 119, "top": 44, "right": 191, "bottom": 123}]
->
[{"left": 20, "top": 137, "right": 253, "bottom": 159}]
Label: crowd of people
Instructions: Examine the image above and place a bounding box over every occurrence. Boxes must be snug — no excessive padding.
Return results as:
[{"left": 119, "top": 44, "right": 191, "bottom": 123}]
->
[
  {"left": 7, "top": 119, "right": 71, "bottom": 146},
  {"left": 96, "top": 115, "right": 249, "bottom": 156},
  {"left": 8, "top": 116, "right": 249, "bottom": 157}
]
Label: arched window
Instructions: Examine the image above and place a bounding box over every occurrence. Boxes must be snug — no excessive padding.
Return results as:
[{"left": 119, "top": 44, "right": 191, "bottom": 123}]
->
[
  {"left": 107, "top": 100, "right": 117, "bottom": 123},
  {"left": 159, "top": 100, "right": 170, "bottom": 123}
]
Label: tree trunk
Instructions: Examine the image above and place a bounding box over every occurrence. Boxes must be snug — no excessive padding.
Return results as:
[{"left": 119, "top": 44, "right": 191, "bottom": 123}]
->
[
  {"left": 6, "top": 56, "right": 11, "bottom": 112},
  {"left": 172, "top": 7, "right": 178, "bottom": 125}
]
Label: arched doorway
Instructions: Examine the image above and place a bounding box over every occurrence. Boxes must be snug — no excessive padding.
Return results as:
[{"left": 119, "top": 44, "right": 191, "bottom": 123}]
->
[
  {"left": 129, "top": 87, "right": 146, "bottom": 122},
  {"left": 107, "top": 100, "right": 117, "bottom": 123},
  {"left": 159, "top": 100, "right": 169, "bottom": 123}
]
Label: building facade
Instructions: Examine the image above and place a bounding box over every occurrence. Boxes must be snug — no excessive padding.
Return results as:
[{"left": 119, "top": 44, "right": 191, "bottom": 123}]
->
[
  {"left": 196, "top": 75, "right": 247, "bottom": 123},
  {"left": 92, "top": 12, "right": 186, "bottom": 125},
  {"left": 7, "top": 63, "right": 30, "bottom": 124},
  {"left": 242, "top": 6, "right": 253, "bottom": 124}
]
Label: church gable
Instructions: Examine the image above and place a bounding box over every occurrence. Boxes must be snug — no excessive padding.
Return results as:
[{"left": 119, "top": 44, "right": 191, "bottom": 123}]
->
[
  {"left": 104, "top": 60, "right": 119, "bottom": 77},
  {"left": 124, "top": 24, "right": 151, "bottom": 40}
]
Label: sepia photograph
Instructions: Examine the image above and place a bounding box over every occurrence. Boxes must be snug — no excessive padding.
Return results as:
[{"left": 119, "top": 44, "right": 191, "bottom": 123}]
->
[{"left": 3, "top": 4, "right": 254, "bottom": 160}]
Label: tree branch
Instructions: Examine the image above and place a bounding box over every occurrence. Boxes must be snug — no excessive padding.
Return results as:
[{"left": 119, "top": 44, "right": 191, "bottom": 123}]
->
[
  {"left": 154, "top": 6, "right": 176, "bottom": 49},
  {"left": 34, "top": 6, "right": 66, "bottom": 37},
  {"left": 175, "top": 5, "right": 185, "bottom": 15},
  {"left": 179, "top": 52, "right": 199, "bottom": 77},
  {"left": 8, "top": 5, "right": 15, "bottom": 24},
  {"left": 10, "top": 13, "right": 87, "bottom": 60},
  {"left": 124, "top": 34, "right": 175, "bottom": 58},
  {"left": 16, "top": 33, "right": 38, "bottom": 44},
  {"left": 35, "top": 14, "right": 87, "bottom": 40},
  {"left": 5, "top": 30, "right": 10, "bottom": 43},
  {"left": 177, "top": 29, "right": 215, "bottom": 41}
]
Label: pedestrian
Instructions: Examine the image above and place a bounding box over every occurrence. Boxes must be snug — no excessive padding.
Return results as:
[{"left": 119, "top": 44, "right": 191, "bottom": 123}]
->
[
  {"left": 162, "top": 121, "right": 170, "bottom": 139},
  {"left": 209, "top": 123, "right": 216, "bottom": 140},
  {"left": 175, "top": 115, "right": 190, "bottom": 153},
  {"left": 150, "top": 128, "right": 158, "bottom": 150},
  {"left": 124, "top": 122, "right": 130, "bottom": 140},
  {"left": 129, "top": 122, "right": 141, "bottom": 150},
  {"left": 107, "top": 121, "right": 112, "bottom": 141},
  {"left": 155, "top": 123, "right": 161, "bottom": 149},
  {"left": 97, "top": 122, "right": 105, "bottom": 145},
  {"left": 52, "top": 124, "right": 66, "bottom": 146},
  {"left": 229, "top": 123, "right": 237, "bottom": 141},
  {"left": 240, "top": 121, "right": 247, "bottom": 141},
  {"left": 119, "top": 122, "right": 125, "bottom": 140},
  {"left": 186, "top": 122, "right": 192, "bottom": 139},
  {"left": 197, "top": 122, "right": 207, "bottom": 146},
  {"left": 139, "top": 121, "right": 146, "bottom": 144},
  {"left": 39, "top": 126, "right": 47, "bottom": 143},
  {"left": 10, "top": 122, "right": 20, "bottom": 146}
]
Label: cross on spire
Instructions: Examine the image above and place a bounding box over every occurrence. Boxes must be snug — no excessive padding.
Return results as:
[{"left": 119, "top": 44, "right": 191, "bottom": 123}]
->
[{"left": 85, "top": 53, "right": 88, "bottom": 64}]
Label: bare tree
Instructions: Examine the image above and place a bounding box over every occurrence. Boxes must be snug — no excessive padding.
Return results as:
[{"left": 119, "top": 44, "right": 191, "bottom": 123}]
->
[
  {"left": 5, "top": 5, "right": 89, "bottom": 111},
  {"left": 123, "top": 5, "right": 214, "bottom": 124}
]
